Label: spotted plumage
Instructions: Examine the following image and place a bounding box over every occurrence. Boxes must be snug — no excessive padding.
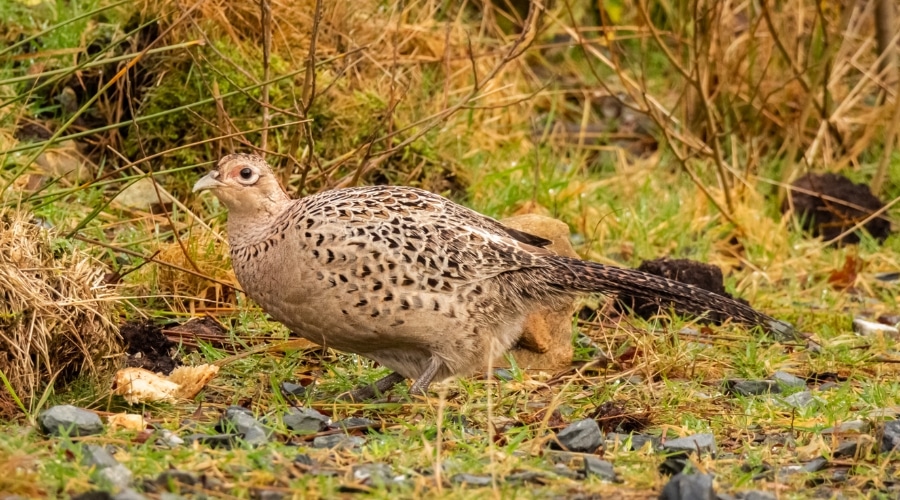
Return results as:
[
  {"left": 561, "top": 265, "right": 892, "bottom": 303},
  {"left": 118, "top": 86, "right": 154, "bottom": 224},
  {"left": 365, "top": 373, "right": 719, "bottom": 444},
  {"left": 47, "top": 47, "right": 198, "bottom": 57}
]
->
[{"left": 194, "top": 153, "right": 794, "bottom": 398}]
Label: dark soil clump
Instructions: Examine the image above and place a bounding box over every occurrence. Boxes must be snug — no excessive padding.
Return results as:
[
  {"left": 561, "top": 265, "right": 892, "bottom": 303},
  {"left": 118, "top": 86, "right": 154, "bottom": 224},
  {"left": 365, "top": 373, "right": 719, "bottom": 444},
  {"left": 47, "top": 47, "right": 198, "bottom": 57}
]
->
[
  {"left": 120, "top": 320, "right": 178, "bottom": 375},
  {"left": 783, "top": 172, "right": 891, "bottom": 244}
]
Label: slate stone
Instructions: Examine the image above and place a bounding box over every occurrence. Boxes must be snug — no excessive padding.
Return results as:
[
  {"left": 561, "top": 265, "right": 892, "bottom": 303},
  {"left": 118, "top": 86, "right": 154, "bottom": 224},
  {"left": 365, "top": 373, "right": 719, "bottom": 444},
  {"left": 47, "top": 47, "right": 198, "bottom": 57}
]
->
[
  {"left": 183, "top": 433, "right": 239, "bottom": 449},
  {"left": 280, "top": 382, "right": 306, "bottom": 397},
  {"left": 738, "top": 492, "right": 776, "bottom": 500},
  {"left": 554, "top": 418, "right": 602, "bottom": 453},
  {"left": 112, "top": 489, "right": 147, "bottom": 500},
  {"left": 663, "top": 433, "right": 716, "bottom": 456},
  {"left": 552, "top": 463, "right": 579, "bottom": 479},
  {"left": 607, "top": 432, "right": 659, "bottom": 451},
  {"left": 506, "top": 471, "right": 545, "bottom": 484},
  {"left": 156, "top": 429, "right": 184, "bottom": 447},
  {"left": 38, "top": 405, "right": 103, "bottom": 437},
  {"left": 781, "top": 391, "right": 816, "bottom": 409},
  {"left": 822, "top": 420, "right": 869, "bottom": 434},
  {"left": 450, "top": 473, "right": 493, "bottom": 486},
  {"left": 330, "top": 417, "right": 378, "bottom": 432},
  {"left": 98, "top": 464, "right": 134, "bottom": 490},
  {"left": 833, "top": 440, "right": 859, "bottom": 458},
  {"left": 352, "top": 463, "right": 399, "bottom": 486},
  {"left": 582, "top": 456, "right": 617, "bottom": 481},
  {"left": 283, "top": 407, "right": 330, "bottom": 434},
  {"left": 219, "top": 406, "right": 270, "bottom": 445},
  {"left": 82, "top": 445, "right": 119, "bottom": 469},
  {"left": 71, "top": 492, "right": 113, "bottom": 500},
  {"left": 771, "top": 371, "right": 806, "bottom": 389},
  {"left": 880, "top": 420, "right": 900, "bottom": 453},
  {"left": 801, "top": 457, "right": 828, "bottom": 473},
  {"left": 311, "top": 434, "right": 365, "bottom": 450},
  {"left": 659, "top": 473, "right": 715, "bottom": 500},
  {"left": 731, "top": 380, "right": 779, "bottom": 396},
  {"left": 252, "top": 490, "right": 285, "bottom": 500},
  {"left": 293, "top": 454, "right": 315, "bottom": 467}
]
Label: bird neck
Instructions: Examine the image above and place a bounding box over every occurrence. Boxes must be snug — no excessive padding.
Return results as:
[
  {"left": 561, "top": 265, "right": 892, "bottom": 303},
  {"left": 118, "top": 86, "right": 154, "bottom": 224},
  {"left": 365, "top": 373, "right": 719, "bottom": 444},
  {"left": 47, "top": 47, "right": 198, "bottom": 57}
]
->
[{"left": 226, "top": 196, "right": 291, "bottom": 248}]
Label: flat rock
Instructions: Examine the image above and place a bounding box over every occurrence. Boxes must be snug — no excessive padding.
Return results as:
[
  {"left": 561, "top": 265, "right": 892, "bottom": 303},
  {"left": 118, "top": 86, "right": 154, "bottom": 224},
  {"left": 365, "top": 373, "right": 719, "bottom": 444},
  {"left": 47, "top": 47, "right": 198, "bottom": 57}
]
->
[
  {"left": 821, "top": 420, "right": 869, "bottom": 434},
  {"left": 663, "top": 433, "right": 716, "bottom": 456},
  {"left": 737, "top": 492, "right": 776, "bottom": 500},
  {"left": 554, "top": 418, "right": 602, "bottom": 453},
  {"left": 352, "top": 463, "right": 401, "bottom": 486},
  {"left": 781, "top": 391, "right": 816, "bottom": 409},
  {"left": 607, "top": 432, "right": 659, "bottom": 451},
  {"left": 450, "top": 473, "right": 493, "bottom": 487},
  {"left": 660, "top": 473, "right": 715, "bottom": 500},
  {"left": 112, "top": 489, "right": 147, "bottom": 500},
  {"left": 82, "top": 445, "right": 120, "bottom": 469},
  {"left": 219, "top": 406, "right": 270, "bottom": 445},
  {"left": 880, "top": 420, "right": 900, "bottom": 452},
  {"left": 853, "top": 318, "right": 899, "bottom": 337},
  {"left": 731, "top": 380, "right": 779, "bottom": 396},
  {"left": 283, "top": 407, "right": 330, "bottom": 434},
  {"left": 279, "top": 382, "right": 306, "bottom": 397},
  {"left": 98, "top": 464, "right": 134, "bottom": 490},
  {"left": 311, "top": 434, "right": 365, "bottom": 450},
  {"left": 330, "top": 417, "right": 379, "bottom": 432},
  {"left": 582, "top": 456, "right": 617, "bottom": 481},
  {"left": 771, "top": 371, "right": 806, "bottom": 389},
  {"left": 183, "top": 433, "right": 239, "bottom": 449},
  {"left": 38, "top": 405, "right": 104, "bottom": 437}
]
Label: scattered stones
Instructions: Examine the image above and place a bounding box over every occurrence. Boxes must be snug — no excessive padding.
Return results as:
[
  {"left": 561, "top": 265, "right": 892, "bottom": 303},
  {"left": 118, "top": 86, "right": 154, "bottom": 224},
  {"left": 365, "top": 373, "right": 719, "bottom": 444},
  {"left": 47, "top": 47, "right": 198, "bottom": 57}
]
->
[
  {"left": 663, "top": 433, "right": 717, "bottom": 457},
  {"left": 822, "top": 420, "right": 870, "bottom": 435},
  {"left": 311, "top": 434, "right": 365, "bottom": 450},
  {"left": 771, "top": 371, "right": 806, "bottom": 389},
  {"left": 218, "top": 406, "right": 270, "bottom": 445},
  {"left": 98, "top": 465, "right": 134, "bottom": 490},
  {"left": 853, "top": 318, "right": 899, "bottom": 337},
  {"left": 450, "top": 473, "right": 493, "bottom": 487},
  {"left": 553, "top": 418, "right": 602, "bottom": 453},
  {"left": 283, "top": 407, "right": 330, "bottom": 434},
  {"left": 183, "top": 433, "right": 239, "bottom": 449},
  {"left": 279, "top": 382, "right": 307, "bottom": 397},
  {"left": 293, "top": 454, "right": 315, "bottom": 467},
  {"left": 38, "top": 405, "right": 104, "bottom": 437},
  {"left": 660, "top": 473, "right": 715, "bottom": 500},
  {"left": 330, "top": 417, "right": 379, "bottom": 432},
  {"left": 880, "top": 420, "right": 900, "bottom": 453},
  {"left": 81, "top": 444, "right": 132, "bottom": 489},
  {"left": 606, "top": 432, "right": 659, "bottom": 451},
  {"left": 730, "top": 380, "right": 779, "bottom": 396},
  {"left": 352, "top": 463, "right": 402, "bottom": 486},
  {"left": 582, "top": 456, "right": 617, "bottom": 482}
]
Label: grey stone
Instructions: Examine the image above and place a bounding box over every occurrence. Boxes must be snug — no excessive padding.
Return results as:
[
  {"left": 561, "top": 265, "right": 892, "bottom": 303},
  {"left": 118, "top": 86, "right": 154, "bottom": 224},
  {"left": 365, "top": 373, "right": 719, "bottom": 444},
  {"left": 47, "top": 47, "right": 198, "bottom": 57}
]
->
[
  {"left": 582, "top": 456, "right": 617, "bottom": 481},
  {"left": 731, "top": 380, "right": 779, "bottom": 396},
  {"left": 98, "top": 464, "right": 133, "bottom": 490},
  {"left": 311, "top": 434, "right": 365, "bottom": 450},
  {"left": 781, "top": 391, "right": 816, "bottom": 409},
  {"left": 663, "top": 433, "right": 716, "bottom": 456},
  {"left": 156, "top": 429, "right": 184, "bottom": 447},
  {"left": 833, "top": 440, "right": 859, "bottom": 458},
  {"left": 607, "top": 432, "right": 659, "bottom": 451},
  {"left": 294, "top": 454, "right": 315, "bottom": 466},
  {"left": 880, "top": 420, "right": 900, "bottom": 452},
  {"left": 352, "top": 463, "right": 401, "bottom": 486},
  {"left": 220, "top": 406, "right": 270, "bottom": 445},
  {"left": 554, "top": 418, "right": 602, "bottom": 453},
  {"left": 853, "top": 318, "right": 899, "bottom": 337},
  {"left": 552, "top": 463, "right": 578, "bottom": 479},
  {"left": 817, "top": 382, "right": 839, "bottom": 392},
  {"left": 279, "top": 382, "right": 306, "bottom": 397},
  {"left": 493, "top": 368, "right": 515, "bottom": 381},
  {"left": 283, "top": 407, "right": 330, "bottom": 434},
  {"left": 801, "top": 457, "right": 828, "bottom": 473},
  {"left": 82, "top": 444, "right": 119, "bottom": 469},
  {"left": 330, "top": 417, "right": 378, "bottom": 431},
  {"left": 38, "top": 405, "right": 103, "bottom": 437},
  {"left": 771, "top": 371, "right": 806, "bottom": 389},
  {"left": 506, "top": 471, "right": 545, "bottom": 484},
  {"left": 660, "top": 473, "right": 715, "bottom": 500},
  {"left": 450, "top": 473, "right": 492, "bottom": 486},
  {"left": 252, "top": 490, "right": 285, "bottom": 500},
  {"left": 183, "top": 433, "right": 239, "bottom": 449},
  {"left": 822, "top": 420, "right": 869, "bottom": 434}
]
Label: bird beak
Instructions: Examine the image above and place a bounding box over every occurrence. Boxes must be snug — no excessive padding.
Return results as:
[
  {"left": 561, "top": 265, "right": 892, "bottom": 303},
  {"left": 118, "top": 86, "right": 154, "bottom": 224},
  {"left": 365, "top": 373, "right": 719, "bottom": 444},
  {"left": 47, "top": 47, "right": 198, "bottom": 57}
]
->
[{"left": 192, "top": 171, "right": 225, "bottom": 193}]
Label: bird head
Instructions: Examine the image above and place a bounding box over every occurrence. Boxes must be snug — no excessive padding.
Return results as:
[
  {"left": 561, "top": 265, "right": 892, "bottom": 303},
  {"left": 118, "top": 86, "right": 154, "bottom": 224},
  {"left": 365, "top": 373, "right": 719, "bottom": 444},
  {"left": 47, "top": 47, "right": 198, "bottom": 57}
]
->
[{"left": 193, "top": 153, "right": 290, "bottom": 218}]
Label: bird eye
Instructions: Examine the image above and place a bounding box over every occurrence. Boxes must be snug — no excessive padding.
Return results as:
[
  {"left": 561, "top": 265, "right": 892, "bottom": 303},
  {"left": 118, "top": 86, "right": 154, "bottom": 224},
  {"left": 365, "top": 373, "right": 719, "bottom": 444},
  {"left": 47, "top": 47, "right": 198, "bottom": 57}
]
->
[{"left": 239, "top": 168, "right": 253, "bottom": 179}]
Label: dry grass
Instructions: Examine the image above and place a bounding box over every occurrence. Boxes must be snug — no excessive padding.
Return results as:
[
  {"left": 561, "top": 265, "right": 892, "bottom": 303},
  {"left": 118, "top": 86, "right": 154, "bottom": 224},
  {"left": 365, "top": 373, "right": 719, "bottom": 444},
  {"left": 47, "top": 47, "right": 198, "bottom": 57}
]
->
[{"left": 0, "top": 211, "right": 122, "bottom": 413}]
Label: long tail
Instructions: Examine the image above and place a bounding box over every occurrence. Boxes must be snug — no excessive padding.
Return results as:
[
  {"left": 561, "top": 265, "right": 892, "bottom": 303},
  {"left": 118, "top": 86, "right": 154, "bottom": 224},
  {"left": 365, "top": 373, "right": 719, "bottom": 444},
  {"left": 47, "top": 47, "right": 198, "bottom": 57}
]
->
[{"left": 544, "top": 256, "right": 797, "bottom": 341}]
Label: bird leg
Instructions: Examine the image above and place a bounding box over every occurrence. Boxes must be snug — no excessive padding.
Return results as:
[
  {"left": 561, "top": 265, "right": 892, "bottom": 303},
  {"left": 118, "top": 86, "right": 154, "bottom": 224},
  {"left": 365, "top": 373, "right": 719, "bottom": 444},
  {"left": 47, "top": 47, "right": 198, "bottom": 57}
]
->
[
  {"left": 408, "top": 355, "right": 443, "bottom": 397},
  {"left": 342, "top": 371, "right": 406, "bottom": 401}
]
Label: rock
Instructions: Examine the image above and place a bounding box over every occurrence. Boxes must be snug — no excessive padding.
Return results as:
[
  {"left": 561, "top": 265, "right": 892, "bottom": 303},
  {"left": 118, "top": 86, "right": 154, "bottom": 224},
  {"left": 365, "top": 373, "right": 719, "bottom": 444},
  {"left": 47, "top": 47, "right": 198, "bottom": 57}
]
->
[
  {"left": 506, "top": 471, "right": 546, "bottom": 484},
  {"left": 279, "top": 382, "right": 306, "bottom": 397},
  {"left": 183, "top": 433, "right": 239, "bottom": 449},
  {"left": 112, "top": 489, "right": 147, "bottom": 500},
  {"left": 152, "top": 470, "right": 198, "bottom": 490},
  {"left": 552, "top": 463, "right": 579, "bottom": 479},
  {"left": 781, "top": 391, "right": 816, "bottom": 409},
  {"left": 493, "top": 368, "right": 515, "bottom": 381},
  {"left": 659, "top": 473, "right": 715, "bottom": 500},
  {"left": 283, "top": 407, "right": 330, "bottom": 434},
  {"left": 330, "top": 417, "right": 379, "bottom": 432},
  {"left": 853, "top": 318, "right": 899, "bottom": 337},
  {"left": 821, "top": 420, "right": 869, "bottom": 434},
  {"left": 493, "top": 214, "right": 579, "bottom": 371},
  {"left": 219, "top": 406, "right": 269, "bottom": 445},
  {"left": 737, "top": 492, "right": 776, "bottom": 500},
  {"left": 730, "top": 380, "right": 779, "bottom": 396},
  {"left": 801, "top": 457, "right": 828, "bottom": 473},
  {"left": 450, "top": 473, "right": 493, "bottom": 487},
  {"left": 607, "top": 432, "right": 659, "bottom": 451},
  {"left": 352, "top": 463, "right": 400, "bottom": 486},
  {"left": 582, "top": 456, "right": 617, "bottom": 481},
  {"left": 293, "top": 454, "right": 315, "bottom": 467},
  {"left": 98, "top": 465, "right": 134, "bottom": 490},
  {"left": 252, "top": 490, "right": 285, "bottom": 500},
  {"left": 554, "top": 419, "right": 602, "bottom": 453},
  {"left": 156, "top": 429, "right": 184, "bottom": 447},
  {"left": 771, "top": 371, "right": 806, "bottom": 389},
  {"left": 663, "top": 433, "right": 716, "bottom": 456},
  {"left": 833, "top": 440, "right": 860, "bottom": 458},
  {"left": 880, "top": 420, "right": 900, "bottom": 452},
  {"left": 38, "top": 405, "right": 104, "bottom": 437},
  {"left": 82, "top": 445, "right": 119, "bottom": 469},
  {"left": 311, "top": 434, "right": 365, "bottom": 450},
  {"left": 114, "top": 177, "right": 173, "bottom": 210}
]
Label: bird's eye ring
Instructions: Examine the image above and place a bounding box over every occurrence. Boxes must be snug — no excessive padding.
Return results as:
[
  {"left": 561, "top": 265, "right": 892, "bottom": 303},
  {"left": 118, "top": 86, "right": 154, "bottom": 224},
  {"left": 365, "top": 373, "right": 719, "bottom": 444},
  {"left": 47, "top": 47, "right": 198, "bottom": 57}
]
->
[{"left": 239, "top": 167, "right": 253, "bottom": 179}]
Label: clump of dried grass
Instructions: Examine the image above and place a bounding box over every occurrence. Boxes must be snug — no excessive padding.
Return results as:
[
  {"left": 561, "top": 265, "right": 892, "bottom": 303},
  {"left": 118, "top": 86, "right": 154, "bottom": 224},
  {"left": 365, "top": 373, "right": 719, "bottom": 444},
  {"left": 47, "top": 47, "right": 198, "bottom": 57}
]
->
[{"left": 0, "top": 211, "right": 122, "bottom": 411}]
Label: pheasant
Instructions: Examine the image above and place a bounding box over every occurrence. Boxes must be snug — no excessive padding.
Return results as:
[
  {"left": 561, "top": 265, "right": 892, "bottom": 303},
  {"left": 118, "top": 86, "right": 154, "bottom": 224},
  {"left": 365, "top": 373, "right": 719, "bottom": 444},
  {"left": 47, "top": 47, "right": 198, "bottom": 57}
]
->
[{"left": 193, "top": 153, "right": 795, "bottom": 399}]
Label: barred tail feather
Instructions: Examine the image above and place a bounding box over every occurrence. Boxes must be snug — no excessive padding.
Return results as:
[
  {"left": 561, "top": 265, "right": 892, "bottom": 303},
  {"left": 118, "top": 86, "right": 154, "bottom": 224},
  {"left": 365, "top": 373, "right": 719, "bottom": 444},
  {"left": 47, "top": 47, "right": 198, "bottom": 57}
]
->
[{"left": 546, "top": 256, "right": 797, "bottom": 341}]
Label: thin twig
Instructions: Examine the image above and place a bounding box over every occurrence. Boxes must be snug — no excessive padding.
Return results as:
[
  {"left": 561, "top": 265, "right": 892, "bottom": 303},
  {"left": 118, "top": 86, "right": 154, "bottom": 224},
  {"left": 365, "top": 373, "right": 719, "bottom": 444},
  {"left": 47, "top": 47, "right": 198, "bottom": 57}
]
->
[{"left": 259, "top": 0, "right": 272, "bottom": 155}]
